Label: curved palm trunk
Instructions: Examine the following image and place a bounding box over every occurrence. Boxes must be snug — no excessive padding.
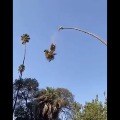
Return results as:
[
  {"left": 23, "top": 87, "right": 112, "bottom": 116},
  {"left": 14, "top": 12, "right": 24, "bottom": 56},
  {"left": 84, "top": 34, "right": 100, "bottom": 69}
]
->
[
  {"left": 59, "top": 27, "right": 107, "bottom": 46},
  {"left": 22, "top": 44, "right": 26, "bottom": 66}
]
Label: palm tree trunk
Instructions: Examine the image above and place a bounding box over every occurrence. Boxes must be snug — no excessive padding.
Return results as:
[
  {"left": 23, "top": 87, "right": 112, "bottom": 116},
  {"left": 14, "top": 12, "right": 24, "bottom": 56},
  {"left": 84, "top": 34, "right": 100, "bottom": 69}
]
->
[
  {"left": 59, "top": 27, "right": 107, "bottom": 46},
  {"left": 13, "top": 84, "right": 20, "bottom": 113},
  {"left": 13, "top": 44, "right": 27, "bottom": 114}
]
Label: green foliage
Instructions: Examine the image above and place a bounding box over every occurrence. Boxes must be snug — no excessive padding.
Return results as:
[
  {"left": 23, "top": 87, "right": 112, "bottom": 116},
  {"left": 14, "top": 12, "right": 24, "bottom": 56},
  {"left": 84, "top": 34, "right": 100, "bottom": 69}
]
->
[
  {"left": 13, "top": 78, "right": 107, "bottom": 120},
  {"left": 44, "top": 43, "right": 56, "bottom": 62},
  {"left": 71, "top": 94, "right": 107, "bottom": 120},
  {"left": 71, "top": 102, "right": 83, "bottom": 120},
  {"left": 33, "top": 87, "right": 74, "bottom": 120},
  {"left": 18, "top": 64, "right": 25, "bottom": 74},
  {"left": 13, "top": 78, "right": 39, "bottom": 120},
  {"left": 21, "top": 34, "right": 30, "bottom": 44}
]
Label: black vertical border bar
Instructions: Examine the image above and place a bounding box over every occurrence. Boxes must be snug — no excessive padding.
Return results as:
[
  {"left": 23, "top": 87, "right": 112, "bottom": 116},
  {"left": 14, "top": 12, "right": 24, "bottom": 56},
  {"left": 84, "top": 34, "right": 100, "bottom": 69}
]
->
[
  {"left": 108, "top": 0, "right": 120, "bottom": 120},
  {"left": 1, "top": 0, "right": 13, "bottom": 119}
]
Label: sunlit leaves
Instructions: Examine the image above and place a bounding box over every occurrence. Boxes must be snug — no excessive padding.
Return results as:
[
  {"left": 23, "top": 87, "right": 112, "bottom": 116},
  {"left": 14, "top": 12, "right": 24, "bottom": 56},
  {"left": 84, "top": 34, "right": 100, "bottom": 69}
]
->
[
  {"left": 44, "top": 43, "right": 56, "bottom": 62},
  {"left": 21, "top": 34, "right": 30, "bottom": 44},
  {"left": 18, "top": 64, "right": 25, "bottom": 74}
]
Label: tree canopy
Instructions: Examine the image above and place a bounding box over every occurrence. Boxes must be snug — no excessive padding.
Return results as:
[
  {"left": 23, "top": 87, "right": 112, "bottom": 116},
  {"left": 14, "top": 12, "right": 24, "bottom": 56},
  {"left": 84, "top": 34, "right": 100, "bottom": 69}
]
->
[{"left": 13, "top": 78, "right": 107, "bottom": 120}]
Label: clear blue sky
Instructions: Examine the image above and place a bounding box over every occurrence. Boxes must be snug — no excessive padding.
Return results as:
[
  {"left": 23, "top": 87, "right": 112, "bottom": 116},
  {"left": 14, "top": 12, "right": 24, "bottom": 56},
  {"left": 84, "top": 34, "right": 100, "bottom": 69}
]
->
[{"left": 13, "top": 0, "right": 107, "bottom": 105}]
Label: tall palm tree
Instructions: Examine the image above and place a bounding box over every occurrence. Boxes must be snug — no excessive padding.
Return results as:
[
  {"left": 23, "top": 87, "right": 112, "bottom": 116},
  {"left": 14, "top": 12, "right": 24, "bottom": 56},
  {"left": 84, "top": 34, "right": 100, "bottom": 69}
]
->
[{"left": 13, "top": 34, "right": 30, "bottom": 114}]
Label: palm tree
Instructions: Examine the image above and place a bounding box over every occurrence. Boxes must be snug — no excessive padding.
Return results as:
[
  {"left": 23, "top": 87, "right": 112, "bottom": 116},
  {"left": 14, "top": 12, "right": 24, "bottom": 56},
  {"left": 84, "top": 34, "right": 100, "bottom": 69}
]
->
[
  {"left": 44, "top": 50, "right": 56, "bottom": 62},
  {"left": 44, "top": 43, "right": 56, "bottom": 62},
  {"left": 21, "top": 34, "right": 30, "bottom": 44},
  {"left": 13, "top": 34, "right": 30, "bottom": 114},
  {"left": 33, "top": 87, "right": 74, "bottom": 120}
]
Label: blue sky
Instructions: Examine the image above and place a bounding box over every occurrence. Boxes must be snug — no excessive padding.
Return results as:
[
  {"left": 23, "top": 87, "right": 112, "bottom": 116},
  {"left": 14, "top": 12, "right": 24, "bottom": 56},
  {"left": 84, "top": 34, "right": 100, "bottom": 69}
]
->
[{"left": 13, "top": 0, "right": 107, "bottom": 105}]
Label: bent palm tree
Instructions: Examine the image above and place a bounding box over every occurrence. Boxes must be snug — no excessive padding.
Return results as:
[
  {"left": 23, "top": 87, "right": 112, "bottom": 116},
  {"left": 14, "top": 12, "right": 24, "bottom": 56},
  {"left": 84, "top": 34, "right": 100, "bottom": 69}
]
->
[
  {"left": 44, "top": 43, "right": 56, "bottom": 62},
  {"left": 44, "top": 50, "right": 56, "bottom": 62}
]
